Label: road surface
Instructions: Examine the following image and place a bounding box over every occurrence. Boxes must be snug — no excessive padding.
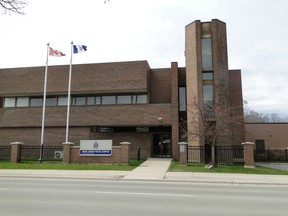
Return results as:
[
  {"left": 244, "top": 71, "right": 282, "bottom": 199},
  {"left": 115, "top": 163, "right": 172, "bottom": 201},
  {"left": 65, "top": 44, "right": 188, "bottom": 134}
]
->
[{"left": 0, "top": 178, "right": 287, "bottom": 216}]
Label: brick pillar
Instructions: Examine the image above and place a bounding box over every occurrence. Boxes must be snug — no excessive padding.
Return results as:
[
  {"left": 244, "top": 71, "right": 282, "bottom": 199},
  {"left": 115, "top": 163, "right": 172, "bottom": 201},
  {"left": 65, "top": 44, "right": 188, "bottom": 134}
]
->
[
  {"left": 242, "top": 142, "right": 255, "bottom": 168},
  {"left": 178, "top": 142, "right": 188, "bottom": 165},
  {"left": 62, "top": 142, "right": 74, "bottom": 163},
  {"left": 10, "top": 142, "right": 23, "bottom": 163},
  {"left": 120, "top": 142, "right": 131, "bottom": 164}
]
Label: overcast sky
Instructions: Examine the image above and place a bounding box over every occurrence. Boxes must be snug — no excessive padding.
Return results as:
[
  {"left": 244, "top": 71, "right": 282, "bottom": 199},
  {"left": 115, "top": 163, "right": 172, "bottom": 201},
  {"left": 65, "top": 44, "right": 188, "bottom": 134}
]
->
[{"left": 1, "top": 0, "right": 287, "bottom": 117}]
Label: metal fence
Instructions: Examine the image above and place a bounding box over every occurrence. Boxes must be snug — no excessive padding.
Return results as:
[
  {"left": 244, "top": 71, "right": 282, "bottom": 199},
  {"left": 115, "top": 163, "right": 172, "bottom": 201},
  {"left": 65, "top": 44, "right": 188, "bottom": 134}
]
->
[
  {"left": 0, "top": 145, "right": 63, "bottom": 161},
  {"left": 0, "top": 145, "right": 11, "bottom": 160},
  {"left": 254, "top": 149, "right": 288, "bottom": 162},
  {"left": 20, "top": 145, "right": 63, "bottom": 161},
  {"left": 188, "top": 145, "right": 244, "bottom": 165}
]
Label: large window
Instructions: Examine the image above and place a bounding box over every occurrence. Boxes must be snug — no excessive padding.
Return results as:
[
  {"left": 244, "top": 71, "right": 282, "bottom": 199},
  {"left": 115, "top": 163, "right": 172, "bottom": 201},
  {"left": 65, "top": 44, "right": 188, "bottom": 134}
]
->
[
  {"left": 3, "top": 93, "right": 148, "bottom": 108},
  {"left": 201, "top": 22, "right": 212, "bottom": 69},
  {"left": 203, "top": 84, "right": 214, "bottom": 117},
  {"left": 201, "top": 38, "right": 213, "bottom": 69}
]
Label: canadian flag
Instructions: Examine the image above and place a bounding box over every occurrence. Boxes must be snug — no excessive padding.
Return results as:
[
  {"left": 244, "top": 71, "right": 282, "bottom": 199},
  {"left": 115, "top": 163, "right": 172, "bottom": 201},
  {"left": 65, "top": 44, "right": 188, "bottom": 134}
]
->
[{"left": 49, "top": 47, "right": 65, "bottom": 57}]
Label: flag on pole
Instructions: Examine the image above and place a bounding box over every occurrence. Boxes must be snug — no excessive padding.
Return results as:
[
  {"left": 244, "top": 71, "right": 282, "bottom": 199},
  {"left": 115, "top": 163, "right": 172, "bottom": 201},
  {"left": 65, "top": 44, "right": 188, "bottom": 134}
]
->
[
  {"left": 73, "top": 45, "right": 87, "bottom": 54},
  {"left": 65, "top": 42, "right": 88, "bottom": 143},
  {"left": 49, "top": 47, "right": 66, "bottom": 57}
]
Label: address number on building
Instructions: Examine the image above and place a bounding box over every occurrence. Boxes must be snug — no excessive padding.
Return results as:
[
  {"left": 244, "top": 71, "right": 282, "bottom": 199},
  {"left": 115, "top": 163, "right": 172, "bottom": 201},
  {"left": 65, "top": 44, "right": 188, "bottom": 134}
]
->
[{"left": 136, "top": 127, "right": 149, "bottom": 132}]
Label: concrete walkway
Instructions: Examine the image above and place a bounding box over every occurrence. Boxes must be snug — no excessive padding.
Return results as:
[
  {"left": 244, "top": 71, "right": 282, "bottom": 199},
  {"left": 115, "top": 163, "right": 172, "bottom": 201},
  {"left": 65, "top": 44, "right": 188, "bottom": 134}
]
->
[
  {"left": 1, "top": 159, "right": 288, "bottom": 185},
  {"left": 123, "top": 158, "right": 172, "bottom": 180}
]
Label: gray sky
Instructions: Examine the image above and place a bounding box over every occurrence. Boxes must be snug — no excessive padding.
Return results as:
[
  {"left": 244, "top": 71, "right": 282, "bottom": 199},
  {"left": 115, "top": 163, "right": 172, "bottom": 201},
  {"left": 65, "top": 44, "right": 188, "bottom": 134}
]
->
[{"left": 1, "top": 0, "right": 288, "bottom": 117}]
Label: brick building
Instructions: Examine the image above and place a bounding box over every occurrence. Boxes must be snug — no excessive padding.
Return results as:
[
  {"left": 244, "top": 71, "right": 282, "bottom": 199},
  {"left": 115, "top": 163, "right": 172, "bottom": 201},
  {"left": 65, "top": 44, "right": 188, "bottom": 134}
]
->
[
  {"left": 245, "top": 123, "right": 288, "bottom": 152},
  {"left": 0, "top": 19, "right": 245, "bottom": 160}
]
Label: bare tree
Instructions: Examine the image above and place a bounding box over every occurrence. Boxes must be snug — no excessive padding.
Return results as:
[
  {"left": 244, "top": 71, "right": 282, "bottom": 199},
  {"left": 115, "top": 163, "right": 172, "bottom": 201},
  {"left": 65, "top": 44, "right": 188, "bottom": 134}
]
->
[
  {"left": 244, "top": 101, "right": 288, "bottom": 123},
  {"left": 0, "top": 0, "right": 28, "bottom": 15},
  {"left": 180, "top": 96, "right": 244, "bottom": 166}
]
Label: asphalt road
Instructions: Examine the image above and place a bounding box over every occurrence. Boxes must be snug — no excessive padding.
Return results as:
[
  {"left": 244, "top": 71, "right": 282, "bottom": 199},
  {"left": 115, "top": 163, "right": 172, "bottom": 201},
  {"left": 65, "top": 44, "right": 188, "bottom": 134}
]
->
[{"left": 1, "top": 178, "right": 287, "bottom": 216}]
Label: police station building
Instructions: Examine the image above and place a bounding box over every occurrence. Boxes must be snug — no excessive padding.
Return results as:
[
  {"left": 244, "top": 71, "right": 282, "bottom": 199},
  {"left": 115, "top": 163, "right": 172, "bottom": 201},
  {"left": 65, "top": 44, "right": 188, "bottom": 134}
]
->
[{"left": 0, "top": 19, "right": 245, "bottom": 160}]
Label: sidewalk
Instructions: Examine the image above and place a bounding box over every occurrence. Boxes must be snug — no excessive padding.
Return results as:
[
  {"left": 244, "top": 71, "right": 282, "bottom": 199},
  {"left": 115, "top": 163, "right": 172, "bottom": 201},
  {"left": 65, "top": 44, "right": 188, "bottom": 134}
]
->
[
  {"left": 165, "top": 172, "right": 288, "bottom": 185},
  {"left": 1, "top": 159, "right": 288, "bottom": 185},
  {"left": 0, "top": 169, "right": 129, "bottom": 180},
  {"left": 123, "top": 158, "right": 172, "bottom": 180}
]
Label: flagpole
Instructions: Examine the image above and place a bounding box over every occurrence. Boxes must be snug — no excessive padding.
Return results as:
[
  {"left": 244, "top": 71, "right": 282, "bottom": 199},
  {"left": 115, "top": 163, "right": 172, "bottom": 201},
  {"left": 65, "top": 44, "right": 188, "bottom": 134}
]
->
[
  {"left": 39, "top": 43, "right": 50, "bottom": 163},
  {"left": 65, "top": 41, "right": 73, "bottom": 143}
]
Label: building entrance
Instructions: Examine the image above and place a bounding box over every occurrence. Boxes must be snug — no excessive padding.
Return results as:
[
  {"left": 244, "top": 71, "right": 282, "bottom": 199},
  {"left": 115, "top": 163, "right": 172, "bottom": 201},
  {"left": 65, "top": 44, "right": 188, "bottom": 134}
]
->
[{"left": 152, "top": 133, "right": 171, "bottom": 158}]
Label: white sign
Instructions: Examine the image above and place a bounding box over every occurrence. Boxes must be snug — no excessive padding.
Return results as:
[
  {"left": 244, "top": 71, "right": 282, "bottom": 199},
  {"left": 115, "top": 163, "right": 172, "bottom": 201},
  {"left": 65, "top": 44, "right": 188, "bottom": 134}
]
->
[{"left": 80, "top": 140, "right": 112, "bottom": 156}]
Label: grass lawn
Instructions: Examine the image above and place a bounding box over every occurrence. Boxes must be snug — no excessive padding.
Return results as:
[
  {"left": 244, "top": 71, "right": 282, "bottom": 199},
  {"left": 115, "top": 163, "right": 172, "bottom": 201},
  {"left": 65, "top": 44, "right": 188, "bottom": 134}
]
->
[
  {"left": 1, "top": 159, "right": 287, "bottom": 175},
  {"left": 169, "top": 161, "right": 288, "bottom": 175},
  {"left": 0, "top": 159, "right": 143, "bottom": 171}
]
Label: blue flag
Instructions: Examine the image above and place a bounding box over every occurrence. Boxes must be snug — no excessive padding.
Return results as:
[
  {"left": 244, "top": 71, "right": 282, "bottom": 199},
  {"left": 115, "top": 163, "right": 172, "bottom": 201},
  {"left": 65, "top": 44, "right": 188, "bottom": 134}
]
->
[{"left": 73, "top": 45, "right": 87, "bottom": 54}]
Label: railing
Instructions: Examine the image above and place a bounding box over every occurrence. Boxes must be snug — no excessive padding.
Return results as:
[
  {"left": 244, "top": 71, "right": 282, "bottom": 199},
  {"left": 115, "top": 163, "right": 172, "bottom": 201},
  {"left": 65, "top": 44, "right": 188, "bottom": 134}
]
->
[
  {"left": 188, "top": 145, "right": 244, "bottom": 165},
  {"left": 20, "top": 145, "right": 63, "bottom": 161},
  {"left": 0, "top": 145, "right": 11, "bottom": 160},
  {"left": 215, "top": 146, "right": 244, "bottom": 165},
  {"left": 187, "top": 146, "right": 206, "bottom": 164}
]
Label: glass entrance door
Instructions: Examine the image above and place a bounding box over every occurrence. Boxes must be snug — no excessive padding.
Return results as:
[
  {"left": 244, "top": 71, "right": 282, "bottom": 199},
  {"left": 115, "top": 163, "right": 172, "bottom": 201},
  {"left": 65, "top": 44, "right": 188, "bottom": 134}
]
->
[{"left": 152, "top": 133, "right": 171, "bottom": 158}]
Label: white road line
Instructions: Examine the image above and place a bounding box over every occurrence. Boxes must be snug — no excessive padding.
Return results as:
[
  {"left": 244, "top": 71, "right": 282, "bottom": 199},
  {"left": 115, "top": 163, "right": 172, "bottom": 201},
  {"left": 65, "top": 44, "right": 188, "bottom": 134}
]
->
[{"left": 93, "top": 191, "right": 197, "bottom": 197}]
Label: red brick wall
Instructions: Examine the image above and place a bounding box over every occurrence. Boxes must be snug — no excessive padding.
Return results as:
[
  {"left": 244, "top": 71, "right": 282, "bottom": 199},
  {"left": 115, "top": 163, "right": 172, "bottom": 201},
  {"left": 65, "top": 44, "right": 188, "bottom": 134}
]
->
[
  {"left": 0, "top": 104, "right": 173, "bottom": 127},
  {"left": 229, "top": 70, "right": 245, "bottom": 145},
  {"left": 150, "top": 68, "right": 171, "bottom": 103},
  {"left": 0, "top": 61, "right": 150, "bottom": 96},
  {"left": 245, "top": 123, "right": 288, "bottom": 149},
  {"left": 185, "top": 20, "right": 203, "bottom": 147}
]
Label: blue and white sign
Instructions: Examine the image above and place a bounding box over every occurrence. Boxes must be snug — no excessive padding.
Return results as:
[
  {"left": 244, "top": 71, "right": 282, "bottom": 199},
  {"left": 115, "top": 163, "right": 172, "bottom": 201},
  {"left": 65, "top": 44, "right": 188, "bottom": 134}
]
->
[{"left": 80, "top": 140, "right": 112, "bottom": 156}]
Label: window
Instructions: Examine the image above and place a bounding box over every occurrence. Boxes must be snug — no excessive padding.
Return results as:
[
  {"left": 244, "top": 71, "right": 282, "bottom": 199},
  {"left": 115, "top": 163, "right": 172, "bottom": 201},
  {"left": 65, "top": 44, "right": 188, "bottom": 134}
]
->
[
  {"left": 46, "top": 97, "right": 57, "bottom": 106},
  {"left": 201, "top": 38, "right": 213, "bottom": 68},
  {"left": 117, "top": 95, "right": 131, "bottom": 104},
  {"left": 87, "top": 96, "right": 95, "bottom": 105},
  {"left": 203, "top": 85, "right": 213, "bottom": 102},
  {"left": 30, "top": 98, "right": 43, "bottom": 107},
  {"left": 136, "top": 95, "right": 147, "bottom": 104},
  {"left": 203, "top": 85, "right": 214, "bottom": 117},
  {"left": 201, "top": 22, "right": 211, "bottom": 39},
  {"left": 202, "top": 72, "right": 213, "bottom": 80},
  {"left": 3, "top": 94, "right": 148, "bottom": 107},
  {"left": 16, "top": 97, "right": 29, "bottom": 107},
  {"left": 102, "top": 96, "right": 116, "bottom": 105},
  {"left": 58, "top": 96, "right": 68, "bottom": 106},
  {"left": 179, "top": 87, "right": 186, "bottom": 111},
  {"left": 87, "top": 96, "right": 101, "bottom": 105},
  {"left": 4, "top": 98, "right": 16, "bottom": 107},
  {"left": 95, "top": 96, "right": 101, "bottom": 105},
  {"left": 72, "top": 97, "right": 85, "bottom": 106}
]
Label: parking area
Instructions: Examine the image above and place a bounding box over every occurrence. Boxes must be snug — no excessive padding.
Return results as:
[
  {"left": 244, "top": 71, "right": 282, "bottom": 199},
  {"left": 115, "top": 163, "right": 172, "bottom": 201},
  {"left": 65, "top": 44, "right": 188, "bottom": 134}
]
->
[{"left": 256, "top": 163, "right": 288, "bottom": 171}]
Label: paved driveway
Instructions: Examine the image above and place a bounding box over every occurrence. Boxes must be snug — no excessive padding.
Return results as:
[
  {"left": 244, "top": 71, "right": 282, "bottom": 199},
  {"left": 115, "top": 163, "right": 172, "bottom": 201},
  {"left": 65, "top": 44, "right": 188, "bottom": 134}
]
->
[{"left": 256, "top": 163, "right": 288, "bottom": 171}]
